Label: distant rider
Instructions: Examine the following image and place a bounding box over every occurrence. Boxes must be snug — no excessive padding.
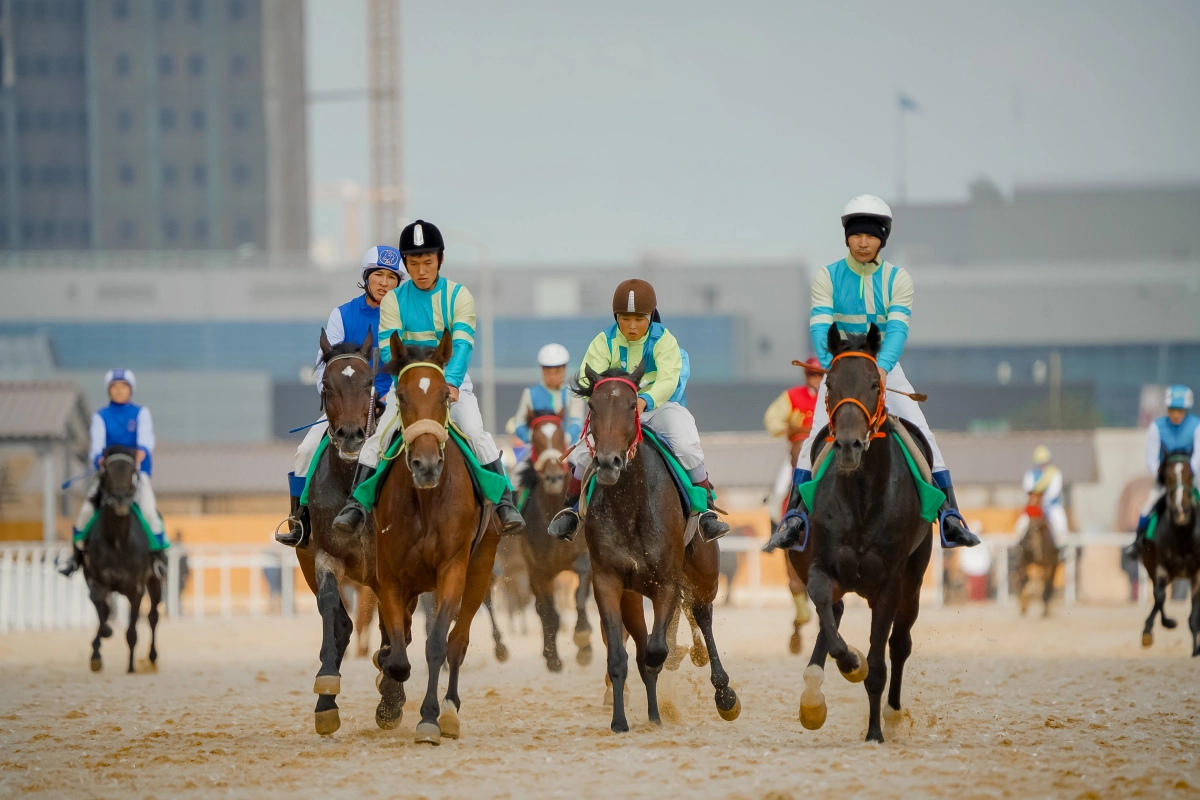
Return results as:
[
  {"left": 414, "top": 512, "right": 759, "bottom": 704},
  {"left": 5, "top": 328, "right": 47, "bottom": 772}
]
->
[
  {"left": 1125, "top": 385, "right": 1200, "bottom": 559},
  {"left": 545, "top": 279, "right": 730, "bottom": 543},
  {"left": 276, "top": 245, "right": 405, "bottom": 548},
  {"left": 1013, "top": 445, "right": 1070, "bottom": 550},
  {"left": 506, "top": 343, "right": 585, "bottom": 451},
  {"left": 330, "top": 220, "right": 526, "bottom": 534},
  {"left": 60, "top": 369, "right": 167, "bottom": 577},
  {"left": 767, "top": 195, "right": 980, "bottom": 552}
]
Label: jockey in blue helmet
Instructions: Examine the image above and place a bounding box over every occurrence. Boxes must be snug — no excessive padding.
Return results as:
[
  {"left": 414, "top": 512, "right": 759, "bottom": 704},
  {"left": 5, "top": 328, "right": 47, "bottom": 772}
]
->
[
  {"left": 276, "top": 245, "right": 406, "bottom": 547},
  {"left": 1125, "top": 385, "right": 1200, "bottom": 559}
]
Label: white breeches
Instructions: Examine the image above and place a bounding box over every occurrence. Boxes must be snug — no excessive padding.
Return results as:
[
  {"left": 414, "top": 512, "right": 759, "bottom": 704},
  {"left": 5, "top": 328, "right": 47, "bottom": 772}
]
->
[
  {"left": 1140, "top": 486, "right": 1166, "bottom": 516},
  {"left": 74, "top": 473, "right": 163, "bottom": 536},
  {"left": 568, "top": 400, "right": 705, "bottom": 474},
  {"left": 294, "top": 420, "right": 329, "bottom": 477},
  {"left": 795, "top": 363, "right": 947, "bottom": 473},
  {"left": 360, "top": 380, "right": 501, "bottom": 469},
  {"left": 1014, "top": 504, "right": 1070, "bottom": 549}
]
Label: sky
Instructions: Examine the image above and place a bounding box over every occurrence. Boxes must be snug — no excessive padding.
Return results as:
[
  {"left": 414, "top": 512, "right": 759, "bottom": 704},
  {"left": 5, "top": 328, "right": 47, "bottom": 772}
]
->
[{"left": 305, "top": 0, "right": 1200, "bottom": 266}]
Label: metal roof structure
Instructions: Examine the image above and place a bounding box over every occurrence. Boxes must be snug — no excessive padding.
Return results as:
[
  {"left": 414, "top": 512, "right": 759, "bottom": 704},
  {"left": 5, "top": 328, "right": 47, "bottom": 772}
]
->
[
  {"left": 150, "top": 442, "right": 295, "bottom": 496},
  {"left": 0, "top": 381, "right": 90, "bottom": 452}
]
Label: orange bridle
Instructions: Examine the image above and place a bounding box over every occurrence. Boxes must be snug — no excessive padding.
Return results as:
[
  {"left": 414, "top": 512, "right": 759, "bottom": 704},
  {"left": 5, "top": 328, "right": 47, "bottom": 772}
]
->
[{"left": 824, "top": 351, "right": 887, "bottom": 443}]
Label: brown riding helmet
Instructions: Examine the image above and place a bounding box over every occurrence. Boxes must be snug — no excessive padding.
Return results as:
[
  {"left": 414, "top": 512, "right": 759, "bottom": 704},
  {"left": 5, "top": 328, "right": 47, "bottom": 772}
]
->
[{"left": 612, "top": 279, "right": 657, "bottom": 316}]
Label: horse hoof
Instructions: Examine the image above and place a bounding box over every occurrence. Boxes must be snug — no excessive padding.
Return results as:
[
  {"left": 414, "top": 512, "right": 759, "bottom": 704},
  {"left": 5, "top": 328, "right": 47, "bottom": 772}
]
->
[
  {"left": 690, "top": 644, "right": 709, "bottom": 668},
  {"left": 438, "top": 700, "right": 460, "bottom": 739},
  {"left": 313, "top": 675, "right": 340, "bottom": 696},
  {"left": 494, "top": 643, "right": 509, "bottom": 663},
  {"left": 717, "top": 695, "right": 741, "bottom": 722},
  {"left": 414, "top": 721, "right": 442, "bottom": 745},
  {"left": 800, "top": 665, "right": 827, "bottom": 730},
  {"left": 547, "top": 657, "right": 562, "bottom": 673},
  {"left": 1163, "top": 618, "right": 1178, "bottom": 630},
  {"left": 375, "top": 702, "right": 402, "bottom": 730},
  {"left": 314, "top": 709, "right": 340, "bottom": 736},
  {"left": 375, "top": 673, "right": 384, "bottom": 693},
  {"left": 840, "top": 646, "right": 869, "bottom": 683},
  {"left": 574, "top": 630, "right": 591, "bottom": 649},
  {"left": 788, "top": 630, "right": 803, "bottom": 655},
  {"left": 100, "top": 624, "right": 113, "bottom": 639},
  {"left": 89, "top": 656, "right": 102, "bottom": 673},
  {"left": 372, "top": 648, "right": 387, "bottom": 671},
  {"left": 576, "top": 645, "right": 593, "bottom": 667},
  {"left": 1142, "top": 632, "right": 1153, "bottom": 648},
  {"left": 883, "top": 705, "right": 904, "bottom": 738}
]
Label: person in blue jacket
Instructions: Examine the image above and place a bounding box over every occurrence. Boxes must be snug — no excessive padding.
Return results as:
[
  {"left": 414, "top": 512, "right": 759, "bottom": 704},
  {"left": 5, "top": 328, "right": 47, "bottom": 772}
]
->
[{"left": 1125, "top": 385, "right": 1200, "bottom": 559}]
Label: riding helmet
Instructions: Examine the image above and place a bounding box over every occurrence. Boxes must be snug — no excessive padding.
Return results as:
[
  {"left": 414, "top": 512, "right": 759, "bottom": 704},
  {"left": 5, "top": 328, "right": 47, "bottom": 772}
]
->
[
  {"left": 1166, "top": 384, "right": 1194, "bottom": 410},
  {"left": 104, "top": 368, "right": 136, "bottom": 392},
  {"left": 612, "top": 279, "right": 657, "bottom": 316},
  {"left": 842, "top": 194, "right": 893, "bottom": 247},
  {"left": 537, "top": 343, "right": 570, "bottom": 368},
  {"left": 360, "top": 245, "right": 408, "bottom": 283},
  {"left": 398, "top": 220, "right": 445, "bottom": 258}
]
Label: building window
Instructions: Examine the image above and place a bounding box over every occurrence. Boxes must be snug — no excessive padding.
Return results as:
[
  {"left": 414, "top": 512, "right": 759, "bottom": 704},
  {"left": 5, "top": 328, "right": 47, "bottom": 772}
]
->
[
  {"left": 158, "top": 54, "right": 174, "bottom": 77},
  {"left": 187, "top": 54, "right": 203, "bottom": 76},
  {"left": 228, "top": 0, "right": 246, "bottom": 21},
  {"left": 119, "top": 219, "right": 136, "bottom": 242},
  {"left": 231, "top": 108, "right": 249, "bottom": 131},
  {"left": 192, "top": 163, "right": 207, "bottom": 186},
  {"left": 187, "top": 0, "right": 203, "bottom": 21},
  {"left": 162, "top": 164, "right": 178, "bottom": 186},
  {"left": 157, "top": 0, "right": 173, "bottom": 21},
  {"left": 190, "top": 108, "right": 205, "bottom": 131},
  {"left": 193, "top": 219, "right": 208, "bottom": 242},
  {"left": 115, "top": 53, "right": 131, "bottom": 77},
  {"left": 235, "top": 218, "right": 253, "bottom": 241},
  {"left": 232, "top": 163, "right": 250, "bottom": 186},
  {"left": 163, "top": 217, "right": 180, "bottom": 241},
  {"left": 116, "top": 108, "right": 133, "bottom": 131},
  {"left": 160, "top": 107, "right": 176, "bottom": 131},
  {"left": 113, "top": 0, "right": 130, "bottom": 21},
  {"left": 229, "top": 53, "right": 246, "bottom": 77}
]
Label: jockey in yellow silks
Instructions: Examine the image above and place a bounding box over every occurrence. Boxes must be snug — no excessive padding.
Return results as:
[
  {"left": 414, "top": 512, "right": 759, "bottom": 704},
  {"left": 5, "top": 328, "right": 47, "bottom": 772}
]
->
[{"left": 1014, "top": 446, "right": 1070, "bottom": 549}]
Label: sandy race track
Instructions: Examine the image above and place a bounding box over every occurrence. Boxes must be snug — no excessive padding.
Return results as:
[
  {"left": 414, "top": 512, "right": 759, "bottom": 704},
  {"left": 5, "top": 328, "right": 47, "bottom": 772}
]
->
[{"left": 2, "top": 597, "right": 1199, "bottom": 799}]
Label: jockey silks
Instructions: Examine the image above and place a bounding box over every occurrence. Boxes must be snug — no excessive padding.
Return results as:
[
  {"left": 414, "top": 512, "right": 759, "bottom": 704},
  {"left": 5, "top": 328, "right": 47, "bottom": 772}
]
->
[
  {"left": 581, "top": 321, "right": 690, "bottom": 410},
  {"left": 313, "top": 294, "right": 391, "bottom": 397},
  {"left": 810, "top": 253, "right": 914, "bottom": 372},
  {"left": 91, "top": 402, "right": 155, "bottom": 476},
  {"left": 378, "top": 275, "right": 475, "bottom": 388},
  {"left": 1147, "top": 413, "right": 1200, "bottom": 476},
  {"left": 507, "top": 384, "right": 585, "bottom": 444}
]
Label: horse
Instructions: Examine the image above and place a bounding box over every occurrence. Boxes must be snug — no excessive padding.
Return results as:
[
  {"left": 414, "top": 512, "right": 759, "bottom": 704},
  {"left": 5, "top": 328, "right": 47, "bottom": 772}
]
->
[
  {"left": 578, "top": 363, "right": 740, "bottom": 732},
  {"left": 787, "top": 323, "right": 933, "bottom": 743},
  {"left": 81, "top": 445, "right": 162, "bottom": 674},
  {"left": 1140, "top": 451, "right": 1200, "bottom": 654},
  {"left": 1016, "top": 493, "right": 1060, "bottom": 618},
  {"left": 372, "top": 331, "right": 502, "bottom": 745},
  {"left": 515, "top": 408, "right": 594, "bottom": 672},
  {"left": 293, "top": 330, "right": 403, "bottom": 735}
]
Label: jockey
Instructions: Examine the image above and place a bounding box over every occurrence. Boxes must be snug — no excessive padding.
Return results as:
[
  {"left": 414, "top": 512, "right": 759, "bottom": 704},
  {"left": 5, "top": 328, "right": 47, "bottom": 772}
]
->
[
  {"left": 276, "top": 245, "right": 405, "bottom": 548},
  {"left": 546, "top": 279, "right": 730, "bottom": 543},
  {"left": 1014, "top": 445, "right": 1070, "bottom": 549},
  {"left": 331, "top": 219, "right": 526, "bottom": 534},
  {"left": 767, "top": 195, "right": 980, "bottom": 552},
  {"left": 1125, "top": 385, "right": 1200, "bottom": 559},
  {"left": 59, "top": 369, "right": 167, "bottom": 577},
  {"left": 505, "top": 343, "right": 585, "bottom": 450},
  {"left": 764, "top": 356, "right": 823, "bottom": 443}
]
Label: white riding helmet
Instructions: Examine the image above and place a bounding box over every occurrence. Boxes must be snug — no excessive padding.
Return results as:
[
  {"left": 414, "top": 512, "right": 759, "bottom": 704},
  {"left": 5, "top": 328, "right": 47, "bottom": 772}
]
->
[
  {"left": 104, "top": 368, "right": 136, "bottom": 392},
  {"left": 841, "top": 194, "right": 893, "bottom": 223},
  {"left": 537, "top": 343, "right": 570, "bottom": 368}
]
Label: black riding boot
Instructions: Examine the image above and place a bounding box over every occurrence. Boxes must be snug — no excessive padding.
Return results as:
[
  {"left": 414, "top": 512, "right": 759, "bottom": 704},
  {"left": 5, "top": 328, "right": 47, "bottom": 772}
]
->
[
  {"left": 275, "top": 495, "right": 311, "bottom": 548},
  {"left": 548, "top": 475, "right": 582, "bottom": 542},
  {"left": 1124, "top": 514, "right": 1150, "bottom": 560},
  {"left": 331, "top": 463, "right": 376, "bottom": 534},
  {"left": 938, "top": 484, "right": 980, "bottom": 548},
  {"left": 482, "top": 458, "right": 526, "bottom": 534},
  {"left": 764, "top": 485, "right": 810, "bottom": 553},
  {"left": 696, "top": 478, "right": 729, "bottom": 543},
  {"left": 58, "top": 541, "right": 84, "bottom": 577}
]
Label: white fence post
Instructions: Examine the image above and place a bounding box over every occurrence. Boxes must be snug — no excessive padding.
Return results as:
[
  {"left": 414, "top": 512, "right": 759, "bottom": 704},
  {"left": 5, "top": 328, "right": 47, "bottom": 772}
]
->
[
  {"left": 193, "top": 555, "right": 205, "bottom": 620},
  {"left": 281, "top": 553, "right": 294, "bottom": 618}
]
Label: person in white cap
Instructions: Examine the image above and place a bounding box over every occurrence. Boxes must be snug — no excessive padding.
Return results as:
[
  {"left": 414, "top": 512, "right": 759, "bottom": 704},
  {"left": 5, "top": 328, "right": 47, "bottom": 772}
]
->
[
  {"left": 1014, "top": 445, "right": 1070, "bottom": 549},
  {"left": 60, "top": 369, "right": 166, "bottom": 577},
  {"left": 506, "top": 343, "right": 585, "bottom": 448}
]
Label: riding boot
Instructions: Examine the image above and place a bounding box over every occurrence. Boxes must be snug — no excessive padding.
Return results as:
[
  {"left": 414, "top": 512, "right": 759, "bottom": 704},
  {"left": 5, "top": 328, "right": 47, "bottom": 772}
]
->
[
  {"left": 695, "top": 477, "right": 730, "bottom": 543},
  {"left": 331, "top": 463, "right": 376, "bottom": 534},
  {"left": 481, "top": 458, "right": 526, "bottom": 534},
  {"left": 548, "top": 474, "right": 583, "bottom": 542},
  {"left": 936, "top": 481, "right": 981, "bottom": 548},
  {"left": 1124, "top": 515, "right": 1150, "bottom": 560},
  {"left": 763, "top": 469, "right": 812, "bottom": 553},
  {"left": 276, "top": 494, "right": 311, "bottom": 548},
  {"left": 58, "top": 539, "right": 85, "bottom": 577}
]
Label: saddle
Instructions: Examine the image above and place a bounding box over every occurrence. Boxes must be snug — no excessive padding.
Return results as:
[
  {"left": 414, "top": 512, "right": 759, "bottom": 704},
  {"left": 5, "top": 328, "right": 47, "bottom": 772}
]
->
[{"left": 77, "top": 504, "right": 169, "bottom": 553}]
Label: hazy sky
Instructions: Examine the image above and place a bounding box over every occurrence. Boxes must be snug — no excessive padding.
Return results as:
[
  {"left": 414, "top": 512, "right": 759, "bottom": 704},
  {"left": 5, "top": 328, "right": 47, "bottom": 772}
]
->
[{"left": 306, "top": 0, "right": 1200, "bottom": 266}]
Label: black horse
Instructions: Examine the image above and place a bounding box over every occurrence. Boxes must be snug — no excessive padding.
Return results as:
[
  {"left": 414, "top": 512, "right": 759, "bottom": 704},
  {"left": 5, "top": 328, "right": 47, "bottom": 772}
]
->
[
  {"left": 81, "top": 445, "right": 163, "bottom": 674},
  {"left": 788, "top": 324, "right": 933, "bottom": 743},
  {"left": 1140, "top": 451, "right": 1200, "bottom": 654}
]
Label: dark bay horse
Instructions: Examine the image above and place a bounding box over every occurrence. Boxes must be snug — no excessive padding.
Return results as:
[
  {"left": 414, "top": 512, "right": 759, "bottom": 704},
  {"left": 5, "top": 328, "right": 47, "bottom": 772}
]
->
[
  {"left": 294, "top": 330, "right": 403, "bottom": 735},
  {"left": 579, "top": 363, "right": 739, "bottom": 732},
  {"left": 1017, "top": 494, "right": 1060, "bottom": 618},
  {"left": 1140, "top": 452, "right": 1200, "bottom": 654},
  {"left": 516, "top": 409, "right": 594, "bottom": 671},
  {"left": 373, "top": 332, "right": 501, "bottom": 745},
  {"left": 82, "top": 445, "right": 162, "bottom": 674},
  {"left": 787, "top": 324, "right": 932, "bottom": 743}
]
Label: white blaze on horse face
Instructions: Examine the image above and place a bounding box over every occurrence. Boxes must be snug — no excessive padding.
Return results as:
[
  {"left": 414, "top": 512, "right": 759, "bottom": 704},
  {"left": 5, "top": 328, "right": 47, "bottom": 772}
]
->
[
  {"left": 1175, "top": 463, "right": 1184, "bottom": 511},
  {"left": 418, "top": 377, "right": 431, "bottom": 394},
  {"left": 539, "top": 422, "right": 557, "bottom": 442},
  {"left": 341, "top": 365, "right": 355, "bottom": 377}
]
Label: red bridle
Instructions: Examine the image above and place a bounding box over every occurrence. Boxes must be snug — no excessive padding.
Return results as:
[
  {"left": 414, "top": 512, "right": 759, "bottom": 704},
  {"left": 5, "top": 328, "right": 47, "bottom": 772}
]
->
[
  {"left": 825, "top": 351, "right": 887, "bottom": 443},
  {"left": 582, "top": 376, "right": 643, "bottom": 462}
]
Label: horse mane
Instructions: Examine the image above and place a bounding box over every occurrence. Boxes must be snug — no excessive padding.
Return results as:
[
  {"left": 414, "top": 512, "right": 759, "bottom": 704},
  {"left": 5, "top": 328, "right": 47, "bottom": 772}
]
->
[
  {"left": 1159, "top": 449, "right": 1194, "bottom": 484},
  {"left": 571, "top": 366, "right": 633, "bottom": 399},
  {"left": 527, "top": 406, "right": 560, "bottom": 422},
  {"left": 102, "top": 444, "right": 137, "bottom": 459},
  {"left": 320, "top": 339, "right": 369, "bottom": 364},
  {"left": 383, "top": 343, "right": 438, "bottom": 377}
]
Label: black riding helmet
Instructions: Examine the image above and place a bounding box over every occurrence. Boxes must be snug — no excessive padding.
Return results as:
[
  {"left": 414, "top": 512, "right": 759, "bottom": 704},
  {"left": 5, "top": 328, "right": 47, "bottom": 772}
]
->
[{"left": 399, "top": 220, "right": 445, "bottom": 264}]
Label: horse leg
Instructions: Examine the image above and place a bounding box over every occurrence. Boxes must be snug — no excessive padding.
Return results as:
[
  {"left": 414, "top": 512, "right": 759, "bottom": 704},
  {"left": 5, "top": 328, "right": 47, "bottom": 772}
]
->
[
  {"left": 483, "top": 586, "right": 509, "bottom": 663},
  {"left": 377, "top": 584, "right": 414, "bottom": 684},
  {"left": 807, "top": 566, "right": 864, "bottom": 679},
  {"left": 421, "top": 591, "right": 435, "bottom": 637},
  {"left": 1190, "top": 570, "right": 1200, "bottom": 657},
  {"left": 622, "top": 591, "right": 659, "bottom": 725},
  {"left": 356, "top": 586, "right": 377, "bottom": 658},
  {"left": 885, "top": 537, "right": 928, "bottom": 737},
  {"left": 146, "top": 578, "right": 161, "bottom": 668},
  {"left": 573, "top": 554, "right": 594, "bottom": 665},
  {"left": 594, "top": 573, "right": 630, "bottom": 732},
  {"left": 441, "top": 533, "right": 500, "bottom": 740},
  {"left": 1042, "top": 561, "right": 1056, "bottom": 617},
  {"left": 532, "top": 573, "right": 562, "bottom": 672},
  {"left": 124, "top": 590, "right": 142, "bottom": 674},
  {"left": 1143, "top": 572, "right": 1167, "bottom": 647},
  {"left": 88, "top": 584, "right": 110, "bottom": 672},
  {"left": 663, "top": 605, "right": 687, "bottom": 671},
  {"left": 415, "top": 564, "right": 467, "bottom": 745},
  {"left": 690, "top": 599, "right": 740, "bottom": 721},
  {"left": 372, "top": 600, "right": 406, "bottom": 731},
  {"left": 864, "top": 587, "right": 901, "bottom": 743},
  {"left": 1157, "top": 568, "right": 1178, "bottom": 629},
  {"left": 799, "top": 599, "right": 845, "bottom": 730},
  {"left": 684, "top": 604, "right": 708, "bottom": 667}
]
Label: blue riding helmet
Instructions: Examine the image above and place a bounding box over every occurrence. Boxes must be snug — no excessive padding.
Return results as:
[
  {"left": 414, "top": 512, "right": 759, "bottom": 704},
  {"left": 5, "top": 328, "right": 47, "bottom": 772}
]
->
[
  {"left": 104, "top": 368, "right": 136, "bottom": 392},
  {"left": 1166, "top": 385, "right": 1194, "bottom": 410},
  {"left": 361, "top": 245, "right": 407, "bottom": 283}
]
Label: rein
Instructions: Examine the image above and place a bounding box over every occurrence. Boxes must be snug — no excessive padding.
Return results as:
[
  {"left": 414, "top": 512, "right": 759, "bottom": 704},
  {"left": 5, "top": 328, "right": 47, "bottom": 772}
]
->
[
  {"left": 382, "top": 361, "right": 451, "bottom": 462},
  {"left": 582, "top": 376, "right": 643, "bottom": 462},
  {"left": 791, "top": 358, "right": 928, "bottom": 403},
  {"left": 824, "top": 352, "right": 888, "bottom": 443}
]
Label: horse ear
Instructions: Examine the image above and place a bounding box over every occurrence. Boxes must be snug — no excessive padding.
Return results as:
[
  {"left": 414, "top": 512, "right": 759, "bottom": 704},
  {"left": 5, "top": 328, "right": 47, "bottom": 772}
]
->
[
  {"left": 629, "top": 360, "right": 647, "bottom": 386},
  {"left": 433, "top": 328, "right": 454, "bottom": 367},
  {"left": 385, "top": 331, "right": 407, "bottom": 376},
  {"left": 826, "top": 323, "right": 842, "bottom": 357},
  {"left": 584, "top": 363, "right": 600, "bottom": 389},
  {"left": 866, "top": 323, "right": 882, "bottom": 355},
  {"left": 359, "top": 327, "right": 374, "bottom": 359},
  {"left": 319, "top": 328, "right": 333, "bottom": 358}
]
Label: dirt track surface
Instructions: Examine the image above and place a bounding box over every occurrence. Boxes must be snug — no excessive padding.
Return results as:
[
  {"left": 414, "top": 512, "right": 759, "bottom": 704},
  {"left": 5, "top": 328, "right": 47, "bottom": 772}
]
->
[{"left": 2, "top": 600, "right": 1198, "bottom": 799}]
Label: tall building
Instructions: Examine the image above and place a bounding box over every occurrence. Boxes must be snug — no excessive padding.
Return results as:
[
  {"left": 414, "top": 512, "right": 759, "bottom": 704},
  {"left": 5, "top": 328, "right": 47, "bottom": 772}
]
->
[{"left": 0, "top": 0, "right": 307, "bottom": 252}]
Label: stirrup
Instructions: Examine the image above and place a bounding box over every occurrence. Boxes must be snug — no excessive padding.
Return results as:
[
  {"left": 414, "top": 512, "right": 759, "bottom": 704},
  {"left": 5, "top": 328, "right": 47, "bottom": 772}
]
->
[
  {"left": 764, "top": 509, "right": 808, "bottom": 553},
  {"left": 698, "top": 511, "right": 729, "bottom": 543},
  {"left": 152, "top": 554, "right": 168, "bottom": 580},
  {"left": 548, "top": 508, "right": 579, "bottom": 542},
  {"left": 938, "top": 509, "right": 979, "bottom": 548},
  {"left": 274, "top": 515, "right": 308, "bottom": 548}
]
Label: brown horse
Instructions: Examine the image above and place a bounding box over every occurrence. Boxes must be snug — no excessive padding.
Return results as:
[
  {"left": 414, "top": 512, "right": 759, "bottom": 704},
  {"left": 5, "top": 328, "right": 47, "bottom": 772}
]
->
[
  {"left": 373, "top": 331, "right": 501, "bottom": 745},
  {"left": 294, "top": 330, "right": 402, "bottom": 735},
  {"left": 578, "top": 363, "right": 740, "bottom": 732},
  {"left": 515, "top": 409, "right": 594, "bottom": 671},
  {"left": 1140, "top": 452, "right": 1200, "bottom": 653},
  {"left": 1016, "top": 494, "right": 1059, "bottom": 618}
]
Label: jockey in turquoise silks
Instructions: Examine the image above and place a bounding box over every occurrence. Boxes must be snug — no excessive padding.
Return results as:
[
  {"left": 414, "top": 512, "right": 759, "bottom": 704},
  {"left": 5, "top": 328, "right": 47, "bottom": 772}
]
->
[
  {"left": 276, "top": 245, "right": 405, "bottom": 548},
  {"left": 1125, "top": 385, "right": 1200, "bottom": 559},
  {"left": 767, "top": 195, "right": 980, "bottom": 552},
  {"left": 506, "top": 343, "right": 585, "bottom": 452},
  {"left": 545, "top": 278, "right": 730, "bottom": 544},
  {"left": 59, "top": 369, "right": 168, "bottom": 577},
  {"left": 330, "top": 220, "right": 526, "bottom": 535}
]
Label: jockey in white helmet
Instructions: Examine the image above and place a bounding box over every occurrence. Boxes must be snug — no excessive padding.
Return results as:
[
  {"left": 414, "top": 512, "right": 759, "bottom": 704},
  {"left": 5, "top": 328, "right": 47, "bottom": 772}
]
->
[{"left": 506, "top": 343, "right": 585, "bottom": 450}]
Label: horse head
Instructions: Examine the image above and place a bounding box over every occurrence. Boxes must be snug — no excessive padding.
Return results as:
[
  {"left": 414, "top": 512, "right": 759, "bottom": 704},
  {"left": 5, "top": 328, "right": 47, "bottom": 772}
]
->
[
  {"left": 580, "top": 361, "right": 646, "bottom": 486},
  {"left": 1161, "top": 452, "right": 1195, "bottom": 528},
  {"left": 527, "top": 408, "right": 567, "bottom": 496},
  {"left": 385, "top": 330, "right": 454, "bottom": 489},
  {"left": 99, "top": 445, "right": 139, "bottom": 516},
  {"left": 319, "top": 328, "right": 375, "bottom": 462},
  {"left": 824, "top": 323, "right": 885, "bottom": 474}
]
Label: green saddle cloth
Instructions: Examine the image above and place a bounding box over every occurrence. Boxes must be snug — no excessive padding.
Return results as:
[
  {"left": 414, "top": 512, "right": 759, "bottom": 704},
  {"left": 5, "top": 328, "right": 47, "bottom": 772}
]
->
[
  {"left": 299, "top": 433, "right": 330, "bottom": 505},
  {"left": 798, "top": 431, "right": 945, "bottom": 523},
  {"left": 584, "top": 427, "right": 711, "bottom": 515},
  {"left": 1146, "top": 488, "right": 1200, "bottom": 541},
  {"left": 353, "top": 427, "right": 510, "bottom": 510},
  {"left": 76, "top": 503, "right": 169, "bottom": 552}
]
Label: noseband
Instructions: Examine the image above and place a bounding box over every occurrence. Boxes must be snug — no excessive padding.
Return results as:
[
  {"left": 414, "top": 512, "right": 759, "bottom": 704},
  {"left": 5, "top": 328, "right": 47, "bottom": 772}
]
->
[
  {"left": 382, "top": 361, "right": 451, "bottom": 466},
  {"left": 583, "top": 376, "right": 643, "bottom": 462},
  {"left": 824, "top": 351, "right": 887, "bottom": 444}
]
